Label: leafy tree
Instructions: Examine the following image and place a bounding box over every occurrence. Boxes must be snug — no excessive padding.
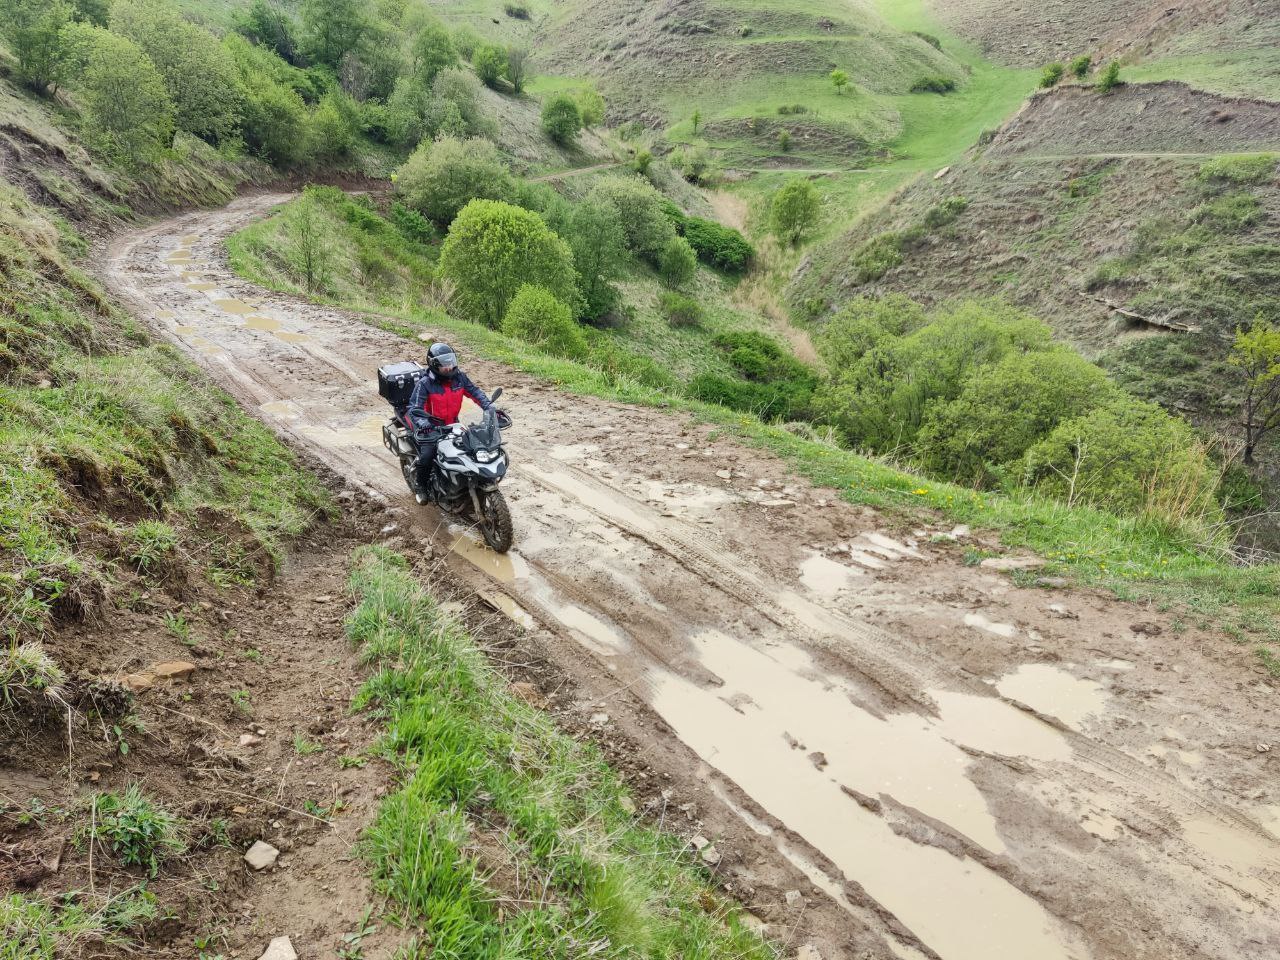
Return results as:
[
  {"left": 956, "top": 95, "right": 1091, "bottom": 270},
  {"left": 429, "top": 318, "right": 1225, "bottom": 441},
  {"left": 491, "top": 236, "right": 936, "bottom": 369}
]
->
[
  {"left": 61, "top": 24, "right": 175, "bottom": 164},
  {"left": 474, "top": 42, "right": 506, "bottom": 88},
  {"left": 0, "top": 0, "right": 72, "bottom": 93},
  {"left": 691, "top": 109, "right": 701, "bottom": 134},
  {"left": 307, "top": 90, "right": 357, "bottom": 160},
  {"left": 567, "top": 198, "right": 626, "bottom": 320},
  {"left": 632, "top": 150, "right": 652, "bottom": 176},
  {"left": 432, "top": 67, "right": 485, "bottom": 133},
  {"left": 1229, "top": 319, "right": 1280, "bottom": 464},
  {"left": 439, "top": 199, "right": 578, "bottom": 326},
  {"left": 410, "top": 19, "right": 456, "bottom": 86},
  {"left": 393, "top": 136, "right": 516, "bottom": 224},
  {"left": 452, "top": 24, "right": 481, "bottom": 61},
  {"left": 659, "top": 236, "right": 697, "bottom": 289},
  {"left": 225, "top": 34, "right": 309, "bottom": 165},
  {"left": 676, "top": 144, "right": 712, "bottom": 183},
  {"left": 576, "top": 86, "right": 605, "bottom": 127},
  {"left": 916, "top": 349, "right": 1118, "bottom": 485},
  {"left": 769, "top": 178, "right": 819, "bottom": 244},
  {"left": 301, "top": 0, "right": 365, "bottom": 68},
  {"left": 505, "top": 45, "right": 531, "bottom": 93},
  {"left": 235, "top": 0, "right": 297, "bottom": 64},
  {"left": 830, "top": 68, "right": 849, "bottom": 95},
  {"left": 1096, "top": 60, "right": 1122, "bottom": 94},
  {"left": 1023, "top": 398, "right": 1219, "bottom": 528},
  {"left": 585, "top": 176, "right": 678, "bottom": 263},
  {"left": 1039, "top": 63, "right": 1064, "bottom": 88},
  {"left": 283, "top": 191, "right": 336, "bottom": 292},
  {"left": 814, "top": 295, "right": 928, "bottom": 375},
  {"left": 776, "top": 129, "right": 791, "bottom": 152},
  {"left": 112, "top": 0, "right": 246, "bottom": 145},
  {"left": 71, "top": 0, "right": 110, "bottom": 26},
  {"left": 501, "top": 285, "right": 587, "bottom": 359},
  {"left": 541, "top": 93, "right": 582, "bottom": 144},
  {"left": 1069, "top": 54, "right": 1091, "bottom": 79}
]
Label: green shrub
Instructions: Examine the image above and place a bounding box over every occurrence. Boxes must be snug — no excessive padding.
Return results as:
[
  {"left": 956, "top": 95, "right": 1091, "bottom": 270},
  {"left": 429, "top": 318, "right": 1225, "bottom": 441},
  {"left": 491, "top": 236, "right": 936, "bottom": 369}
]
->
[
  {"left": 390, "top": 202, "right": 436, "bottom": 245},
  {"left": 501, "top": 286, "right": 587, "bottom": 359},
  {"left": 452, "top": 25, "right": 481, "bottom": 61},
  {"left": 769, "top": 178, "right": 819, "bottom": 245},
  {"left": 503, "top": 2, "right": 530, "bottom": 18},
  {"left": 1069, "top": 54, "right": 1091, "bottom": 79},
  {"left": 88, "top": 784, "right": 185, "bottom": 878},
  {"left": 307, "top": 91, "right": 358, "bottom": 161},
  {"left": 851, "top": 232, "right": 905, "bottom": 283},
  {"left": 410, "top": 19, "right": 458, "bottom": 87},
  {"left": 474, "top": 43, "right": 506, "bottom": 88},
  {"left": 814, "top": 295, "right": 928, "bottom": 373},
  {"left": 1096, "top": 60, "right": 1122, "bottom": 94},
  {"left": 776, "top": 129, "right": 791, "bottom": 152},
  {"left": 659, "top": 291, "right": 703, "bottom": 327},
  {"left": 585, "top": 176, "right": 678, "bottom": 263},
  {"left": 576, "top": 86, "right": 606, "bottom": 127},
  {"left": 1197, "top": 153, "right": 1278, "bottom": 185},
  {"left": 125, "top": 520, "right": 178, "bottom": 575},
  {"left": 910, "top": 31, "right": 942, "bottom": 51},
  {"left": 439, "top": 199, "right": 578, "bottom": 326},
  {"left": 1022, "top": 398, "right": 1222, "bottom": 531},
  {"left": 658, "top": 236, "right": 697, "bottom": 289},
  {"left": 0, "top": 642, "right": 66, "bottom": 709},
  {"left": 777, "top": 104, "right": 807, "bottom": 115},
  {"left": 1, "top": 0, "right": 73, "bottom": 93},
  {"left": 1039, "top": 63, "right": 1065, "bottom": 89},
  {"left": 916, "top": 350, "right": 1119, "bottom": 485},
  {"left": 911, "top": 75, "right": 957, "bottom": 94},
  {"left": 226, "top": 34, "right": 310, "bottom": 166},
  {"left": 394, "top": 136, "right": 516, "bottom": 224},
  {"left": 541, "top": 94, "right": 582, "bottom": 145},
  {"left": 680, "top": 217, "right": 754, "bottom": 272},
  {"left": 585, "top": 341, "right": 677, "bottom": 391},
  {"left": 566, "top": 198, "right": 626, "bottom": 321},
  {"left": 923, "top": 196, "right": 969, "bottom": 229}
]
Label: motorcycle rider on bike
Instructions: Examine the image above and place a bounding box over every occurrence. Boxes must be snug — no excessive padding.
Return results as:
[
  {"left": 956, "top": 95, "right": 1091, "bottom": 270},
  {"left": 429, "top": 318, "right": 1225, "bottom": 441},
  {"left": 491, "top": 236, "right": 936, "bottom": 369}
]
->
[{"left": 405, "top": 342, "right": 492, "bottom": 504}]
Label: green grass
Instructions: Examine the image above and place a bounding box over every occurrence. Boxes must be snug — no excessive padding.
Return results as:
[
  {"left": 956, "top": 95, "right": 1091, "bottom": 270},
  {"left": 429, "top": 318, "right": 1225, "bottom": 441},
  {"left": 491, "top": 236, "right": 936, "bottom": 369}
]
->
[
  {"left": 86, "top": 784, "right": 187, "bottom": 879},
  {"left": 348, "top": 547, "right": 774, "bottom": 959},
  {"left": 1, "top": 888, "right": 161, "bottom": 960},
  {"left": 0, "top": 642, "right": 67, "bottom": 710}
]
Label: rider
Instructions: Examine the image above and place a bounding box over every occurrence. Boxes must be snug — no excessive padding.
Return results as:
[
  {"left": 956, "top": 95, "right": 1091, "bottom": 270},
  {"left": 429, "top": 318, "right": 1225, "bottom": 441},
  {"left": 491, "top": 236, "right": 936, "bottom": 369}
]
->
[{"left": 406, "top": 342, "right": 492, "bottom": 502}]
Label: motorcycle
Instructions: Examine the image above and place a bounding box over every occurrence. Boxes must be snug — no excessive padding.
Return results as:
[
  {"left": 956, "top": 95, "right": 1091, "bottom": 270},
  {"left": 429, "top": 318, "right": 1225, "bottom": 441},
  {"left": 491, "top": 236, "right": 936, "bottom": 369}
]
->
[{"left": 378, "top": 362, "right": 515, "bottom": 552}]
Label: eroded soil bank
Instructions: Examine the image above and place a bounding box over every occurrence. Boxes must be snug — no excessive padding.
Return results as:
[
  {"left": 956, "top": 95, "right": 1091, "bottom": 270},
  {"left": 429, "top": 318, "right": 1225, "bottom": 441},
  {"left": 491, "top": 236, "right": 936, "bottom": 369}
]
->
[{"left": 69, "top": 195, "right": 1280, "bottom": 959}]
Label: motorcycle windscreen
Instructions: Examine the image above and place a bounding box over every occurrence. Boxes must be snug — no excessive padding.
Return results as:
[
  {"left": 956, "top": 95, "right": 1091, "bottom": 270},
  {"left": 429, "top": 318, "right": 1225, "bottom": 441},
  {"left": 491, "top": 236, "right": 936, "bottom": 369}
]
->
[{"left": 459, "top": 408, "right": 502, "bottom": 453}]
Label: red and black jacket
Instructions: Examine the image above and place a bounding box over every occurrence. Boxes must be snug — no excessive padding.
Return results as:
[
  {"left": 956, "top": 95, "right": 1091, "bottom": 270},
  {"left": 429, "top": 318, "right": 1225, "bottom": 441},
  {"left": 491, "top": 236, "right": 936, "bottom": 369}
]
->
[{"left": 405, "top": 370, "right": 491, "bottom": 431}]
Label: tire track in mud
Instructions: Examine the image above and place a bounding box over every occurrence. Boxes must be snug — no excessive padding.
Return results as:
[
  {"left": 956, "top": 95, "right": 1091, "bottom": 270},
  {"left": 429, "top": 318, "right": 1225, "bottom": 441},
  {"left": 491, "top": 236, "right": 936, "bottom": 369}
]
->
[{"left": 100, "top": 195, "right": 1280, "bottom": 960}]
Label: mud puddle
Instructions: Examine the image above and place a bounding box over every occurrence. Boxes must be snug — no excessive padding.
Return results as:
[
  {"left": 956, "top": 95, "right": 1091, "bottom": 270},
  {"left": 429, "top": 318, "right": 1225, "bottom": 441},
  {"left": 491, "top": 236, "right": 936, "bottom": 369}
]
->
[{"left": 996, "top": 664, "right": 1109, "bottom": 729}]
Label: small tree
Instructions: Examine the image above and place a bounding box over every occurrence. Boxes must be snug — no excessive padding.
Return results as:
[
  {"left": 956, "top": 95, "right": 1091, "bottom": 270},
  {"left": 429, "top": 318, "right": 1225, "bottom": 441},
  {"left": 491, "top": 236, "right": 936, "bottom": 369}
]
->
[
  {"left": 394, "top": 136, "right": 516, "bottom": 224},
  {"left": 830, "top": 68, "right": 849, "bottom": 95},
  {"left": 501, "top": 285, "right": 587, "bottom": 359},
  {"left": 632, "top": 149, "right": 653, "bottom": 176},
  {"left": 410, "top": 20, "right": 457, "bottom": 86},
  {"left": 691, "top": 109, "right": 701, "bottom": 135},
  {"left": 1230, "top": 319, "right": 1280, "bottom": 465},
  {"left": 300, "top": 0, "right": 366, "bottom": 68},
  {"left": 658, "top": 236, "right": 697, "bottom": 289},
  {"left": 1069, "top": 54, "right": 1091, "bottom": 79},
  {"left": 567, "top": 198, "right": 627, "bottom": 320},
  {"left": 1039, "top": 62, "right": 1064, "bottom": 88},
  {"left": 1096, "top": 60, "right": 1122, "bottom": 94},
  {"left": 1, "top": 0, "right": 72, "bottom": 93},
  {"left": 505, "top": 45, "right": 531, "bottom": 94},
  {"left": 576, "top": 86, "right": 605, "bottom": 127},
  {"left": 541, "top": 93, "right": 582, "bottom": 145},
  {"left": 769, "top": 178, "right": 819, "bottom": 245},
  {"left": 439, "top": 199, "right": 578, "bottom": 326},
  {"left": 777, "top": 129, "right": 791, "bottom": 152},
  {"left": 284, "top": 192, "right": 335, "bottom": 293},
  {"left": 474, "top": 43, "right": 507, "bottom": 88}
]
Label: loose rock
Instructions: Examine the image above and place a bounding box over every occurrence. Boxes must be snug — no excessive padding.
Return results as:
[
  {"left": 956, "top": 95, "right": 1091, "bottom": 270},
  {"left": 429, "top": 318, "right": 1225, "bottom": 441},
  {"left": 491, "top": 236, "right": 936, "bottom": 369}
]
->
[
  {"left": 257, "top": 936, "right": 297, "bottom": 960},
  {"left": 244, "top": 840, "right": 280, "bottom": 871}
]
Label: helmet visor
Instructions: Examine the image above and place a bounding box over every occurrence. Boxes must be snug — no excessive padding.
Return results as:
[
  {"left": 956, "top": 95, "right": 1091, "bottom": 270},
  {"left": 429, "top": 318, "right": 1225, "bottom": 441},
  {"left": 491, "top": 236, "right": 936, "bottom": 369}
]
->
[{"left": 433, "top": 350, "right": 458, "bottom": 377}]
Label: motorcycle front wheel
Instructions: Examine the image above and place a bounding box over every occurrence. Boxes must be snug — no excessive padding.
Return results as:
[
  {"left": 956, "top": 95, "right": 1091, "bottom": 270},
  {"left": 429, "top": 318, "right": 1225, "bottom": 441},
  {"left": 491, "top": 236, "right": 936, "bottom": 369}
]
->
[{"left": 477, "top": 489, "right": 514, "bottom": 553}]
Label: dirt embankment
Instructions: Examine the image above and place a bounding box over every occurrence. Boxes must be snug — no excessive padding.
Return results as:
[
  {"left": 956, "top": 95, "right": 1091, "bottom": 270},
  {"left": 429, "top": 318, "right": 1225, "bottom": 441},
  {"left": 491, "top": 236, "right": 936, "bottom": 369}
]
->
[{"left": 79, "top": 194, "right": 1280, "bottom": 960}]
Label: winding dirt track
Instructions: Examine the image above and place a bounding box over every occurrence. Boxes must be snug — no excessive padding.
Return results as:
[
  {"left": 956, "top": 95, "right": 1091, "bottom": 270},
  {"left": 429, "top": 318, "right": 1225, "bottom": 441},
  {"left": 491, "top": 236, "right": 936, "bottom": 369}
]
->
[{"left": 102, "top": 194, "right": 1280, "bottom": 960}]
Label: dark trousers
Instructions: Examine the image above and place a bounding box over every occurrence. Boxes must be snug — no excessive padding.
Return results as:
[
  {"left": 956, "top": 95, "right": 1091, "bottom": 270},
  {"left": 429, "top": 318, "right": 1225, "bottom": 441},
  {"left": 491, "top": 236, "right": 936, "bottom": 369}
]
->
[{"left": 413, "top": 430, "right": 443, "bottom": 489}]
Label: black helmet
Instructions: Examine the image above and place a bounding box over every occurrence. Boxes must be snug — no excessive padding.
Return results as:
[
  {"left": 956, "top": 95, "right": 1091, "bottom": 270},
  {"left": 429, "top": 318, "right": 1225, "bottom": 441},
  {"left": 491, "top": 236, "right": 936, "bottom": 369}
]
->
[{"left": 427, "top": 342, "right": 459, "bottom": 380}]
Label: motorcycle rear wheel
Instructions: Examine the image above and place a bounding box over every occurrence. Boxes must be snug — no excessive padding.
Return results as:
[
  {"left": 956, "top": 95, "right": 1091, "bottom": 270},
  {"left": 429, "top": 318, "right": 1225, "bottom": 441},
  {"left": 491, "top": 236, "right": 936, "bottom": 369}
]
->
[{"left": 478, "top": 489, "right": 514, "bottom": 553}]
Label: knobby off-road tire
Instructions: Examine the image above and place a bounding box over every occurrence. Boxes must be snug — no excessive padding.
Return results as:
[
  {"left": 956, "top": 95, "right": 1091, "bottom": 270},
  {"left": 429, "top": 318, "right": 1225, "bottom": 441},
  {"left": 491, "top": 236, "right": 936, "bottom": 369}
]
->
[{"left": 479, "top": 489, "right": 514, "bottom": 553}]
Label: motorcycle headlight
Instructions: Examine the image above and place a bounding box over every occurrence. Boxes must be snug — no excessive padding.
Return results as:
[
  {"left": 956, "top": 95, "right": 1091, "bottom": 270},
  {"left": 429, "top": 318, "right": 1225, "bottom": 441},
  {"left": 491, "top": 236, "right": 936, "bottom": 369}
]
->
[{"left": 476, "top": 449, "right": 494, "bottom": 463}]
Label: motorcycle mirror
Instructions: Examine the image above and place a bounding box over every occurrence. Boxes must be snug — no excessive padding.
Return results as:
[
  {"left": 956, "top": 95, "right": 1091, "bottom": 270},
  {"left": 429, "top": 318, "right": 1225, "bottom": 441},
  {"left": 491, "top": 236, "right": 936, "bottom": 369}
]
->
[{"left": 491, "top": 387, "right": 504, "bottom": 403}]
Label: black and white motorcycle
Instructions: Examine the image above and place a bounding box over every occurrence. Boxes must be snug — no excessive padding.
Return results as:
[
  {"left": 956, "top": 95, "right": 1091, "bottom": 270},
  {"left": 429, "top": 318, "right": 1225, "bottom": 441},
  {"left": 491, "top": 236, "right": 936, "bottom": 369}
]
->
[{"left": 378, "top": 362, "right": 515, "bottom": 552}]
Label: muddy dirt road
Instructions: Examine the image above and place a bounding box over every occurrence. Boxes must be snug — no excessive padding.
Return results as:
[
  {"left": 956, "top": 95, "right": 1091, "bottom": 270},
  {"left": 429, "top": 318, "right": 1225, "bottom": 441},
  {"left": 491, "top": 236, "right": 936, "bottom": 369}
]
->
[{"left": 102, "top": 194, "right": 1280, "bottom": 960}]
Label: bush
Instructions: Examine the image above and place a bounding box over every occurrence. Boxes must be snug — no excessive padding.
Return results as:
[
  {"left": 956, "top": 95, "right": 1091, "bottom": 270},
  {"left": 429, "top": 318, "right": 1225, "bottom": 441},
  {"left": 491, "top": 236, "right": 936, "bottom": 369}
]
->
[
  {"left": 585, "top": 340, "right": 677, "bottom": 391},
  {"left": 504, "top": 2, "right": 530, "bottom": 18},
  {"left": 776, "top": 129, "right": 791, "bottom": 152},
  {"left": 432, "top": 67, "right": 486, "bottom": 133},
  {"left": 1096, "top": 60, "right": 1122, "bottom": 94},
  {"left": 541, "top": 94, "right": 582, "bottom": 145},
  {"left": 566, "top": 198, "right": 626, "bottom": 321},
  {"left": 452, "top": 25, "right": 482, "bottom": 61},
  {"left": 501, "top": 286, "right": 587, "bottom": 359},
  {"left": 681, "top": 217, "right": 754, "bottom": 272},
  {"left": 777, "top": 104, "right": 807, "bottom": 115},
  {"left": 506, "top": 45, "right": 531, "bottom": 93},
  {"left": 851, "top": 232, "right": 905, "bottom": 284},
  {"left": 394, "top": 136, "right": 516, "bottom": 224},
  {"left": 1022, "top": 398, "right": 1222, "bottom": 529},
  {"left": 675, "top": 144, "right": 713, "bottom": 183},
  {"left": 307, "top": 91, "right": 358, "bottom": 161},
  {"left": 911, "top": 76, "right": 957, "bottom": 94},
  {"left": 576, "top": 86, "right": 606, "bottom": 127},
  {"left": 1039, "top": 63, "right": 1065, "bottom": 89},
  {"left": 410, "top": 19, "right": 458, "bottom": 87},
  {"left": 769, "top": 178, "right": 819, "bottom": 245},
  {"left": 659, "top": 291, "right": 703, "bottom": 327},
  {"left": 911, "top": 31, "right": 942, "bottom": 51},
  {"left": 439, "top": 199, "right": 578, "bottom": 326},
  {"left": 88, "top": 784, "right": 185, "bottom": 878},
  {"left": 916, "top": 350, "right": 1119, "bottom": 485},
  {"left": 1069, "top": 55, "right": 1091, "bottom": 79},
  {"left": 813, "top": 295, "right": 928, "bottom": 374},
  {"left": 474, "top": 43, "right": 506, "bottom": 88},
  {"left": 658, "top": 236, "right": 697, "bottom": 289},
  {"left": 922, "top": 195, "right": 969, "bottom": 229},
  {"left": 390, "top": 201, "right": 436, "bottom": 245},
  {"left": 585, "top": 176, "right": 679, "bottom": 263}
]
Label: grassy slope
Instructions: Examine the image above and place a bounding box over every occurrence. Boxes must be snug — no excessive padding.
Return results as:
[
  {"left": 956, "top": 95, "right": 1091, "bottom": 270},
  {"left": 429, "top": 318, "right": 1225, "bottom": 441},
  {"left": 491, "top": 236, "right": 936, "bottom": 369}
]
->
[
  {"left": 228, "top": 194, "right": 1280, "bottom": 673},
  {"left": 349, "top": 547, "right": 772, "bottom": 958}
]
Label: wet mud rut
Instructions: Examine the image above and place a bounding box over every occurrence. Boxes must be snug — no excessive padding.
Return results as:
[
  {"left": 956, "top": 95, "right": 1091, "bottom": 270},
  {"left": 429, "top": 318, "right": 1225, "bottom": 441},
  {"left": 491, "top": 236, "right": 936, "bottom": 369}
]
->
[{"left": 102, "top": 194, "right": 1280, "bottom": 960}]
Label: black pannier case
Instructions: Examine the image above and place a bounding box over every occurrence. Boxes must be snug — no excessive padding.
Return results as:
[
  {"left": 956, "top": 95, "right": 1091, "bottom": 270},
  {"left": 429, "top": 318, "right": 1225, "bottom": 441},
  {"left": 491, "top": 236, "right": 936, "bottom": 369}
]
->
[{"left": 378, "top": 361, "right": 426, "bottom": 411}]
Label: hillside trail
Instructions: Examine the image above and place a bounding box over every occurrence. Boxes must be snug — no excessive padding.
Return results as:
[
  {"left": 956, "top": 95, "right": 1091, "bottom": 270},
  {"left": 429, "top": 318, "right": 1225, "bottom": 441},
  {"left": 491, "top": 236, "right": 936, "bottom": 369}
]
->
[{"left": 101, "top": 193, "right": 1280, "bottom": 960}]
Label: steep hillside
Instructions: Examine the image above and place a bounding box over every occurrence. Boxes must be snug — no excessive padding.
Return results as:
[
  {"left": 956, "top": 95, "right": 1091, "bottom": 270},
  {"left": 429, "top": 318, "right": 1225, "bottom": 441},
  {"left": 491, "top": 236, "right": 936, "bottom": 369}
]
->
[{"left": 927, "top": 0, "right": 1280, "bottom": 99}]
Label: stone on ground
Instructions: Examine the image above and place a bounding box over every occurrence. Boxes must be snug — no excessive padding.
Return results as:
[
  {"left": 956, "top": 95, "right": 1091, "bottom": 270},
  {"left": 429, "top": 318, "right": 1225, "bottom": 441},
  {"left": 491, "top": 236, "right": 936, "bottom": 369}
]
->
[
  {"left": 257, "top": 936, "right": 297, "bottom": 960},
  {"left": 244, "top": 840, "right": 280, "bottom": 871}
]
